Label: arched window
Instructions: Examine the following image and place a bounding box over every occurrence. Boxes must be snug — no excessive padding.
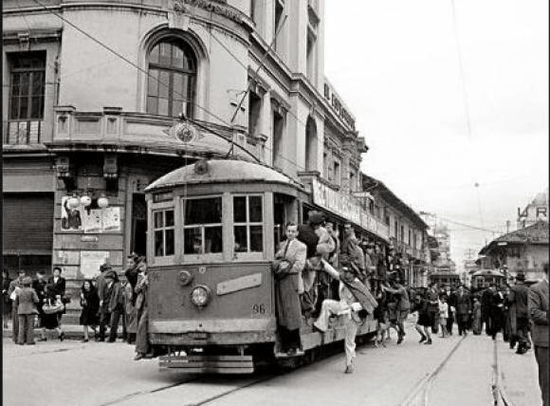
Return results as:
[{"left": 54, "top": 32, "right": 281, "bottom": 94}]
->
[{"left": 147, "top": 39, "right": 196, "bottom": 118}]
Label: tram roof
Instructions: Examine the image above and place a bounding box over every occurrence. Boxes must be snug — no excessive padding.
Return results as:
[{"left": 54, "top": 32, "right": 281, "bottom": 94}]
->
[{"left": 145, "top": 159, "right": 304, "bottom": 192}]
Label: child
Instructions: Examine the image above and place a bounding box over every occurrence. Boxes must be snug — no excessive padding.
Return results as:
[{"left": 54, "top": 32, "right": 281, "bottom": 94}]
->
[
  {"left": 14, "top": 276, "right": 39, "bottom": 345},
  {"left": 439, "top": 295, "right": 449, "bottom": 338}
]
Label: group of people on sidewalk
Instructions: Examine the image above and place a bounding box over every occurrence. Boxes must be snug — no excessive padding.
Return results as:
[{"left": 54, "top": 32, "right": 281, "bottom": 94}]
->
[
  {"left": 3, "top": 267, "right": 68, "bottom": 345},
  {"left": 2, "top": 254, "right": 153, "bottom": 362}
]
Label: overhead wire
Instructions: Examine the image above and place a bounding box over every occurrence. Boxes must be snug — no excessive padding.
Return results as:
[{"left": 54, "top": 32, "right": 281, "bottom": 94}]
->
[{"left": 28, "top": 0, "right": 313, "bottom": 173}]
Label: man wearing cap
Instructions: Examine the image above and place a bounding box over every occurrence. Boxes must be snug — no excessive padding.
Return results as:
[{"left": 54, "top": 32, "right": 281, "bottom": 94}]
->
[
  {"left": 8, "top": 270, "right": 27, "bottom": 343},
  {"left": 507, "top": 272, "right": 531, "bottom": 354},
  {"left": 529, "top": 263, "right": 548, "bottom": 406}
]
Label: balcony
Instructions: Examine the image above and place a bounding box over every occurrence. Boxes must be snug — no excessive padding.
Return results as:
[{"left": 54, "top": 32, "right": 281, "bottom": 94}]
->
[
  {"left": 49, "top": 106, "right": 263, "bottom": 160},
  {"left": 3, "top": 120, "right": 43, "bottom": 145}
]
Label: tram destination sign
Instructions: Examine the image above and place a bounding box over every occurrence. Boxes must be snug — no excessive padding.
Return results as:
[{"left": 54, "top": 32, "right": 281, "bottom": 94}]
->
[{"left": 311, "top": 179, "right": 389, "bottom": 240}]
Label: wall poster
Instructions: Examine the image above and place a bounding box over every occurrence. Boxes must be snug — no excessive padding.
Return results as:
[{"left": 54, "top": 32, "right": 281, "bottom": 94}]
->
[
  {"left": 61, "top": 196, "right": 121, "bottom": 233},
  {"left": 80, "top": 251, "right": 109, "bottom": 279}
]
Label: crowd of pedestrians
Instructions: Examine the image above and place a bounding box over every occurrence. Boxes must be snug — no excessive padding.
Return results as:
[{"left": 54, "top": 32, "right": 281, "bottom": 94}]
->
[{"left": 1, "top": 254, "right": 152, "bottom": 361}]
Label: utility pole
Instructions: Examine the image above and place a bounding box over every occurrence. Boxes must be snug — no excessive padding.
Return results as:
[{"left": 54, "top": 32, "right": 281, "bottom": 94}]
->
[{"left": 464, "top": 248, "right": 476, "bottom": 260}]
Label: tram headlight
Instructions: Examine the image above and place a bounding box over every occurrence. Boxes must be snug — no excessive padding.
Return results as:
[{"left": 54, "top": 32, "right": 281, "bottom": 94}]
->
[{"left": 190, "top": 285, "right": 211, "bottom": 308}]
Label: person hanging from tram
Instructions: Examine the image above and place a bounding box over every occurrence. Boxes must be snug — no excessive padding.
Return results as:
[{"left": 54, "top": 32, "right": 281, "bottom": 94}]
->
[
  {"left": 313, "top": 257, "right": 378, "bottom": 374},
  {"left": 272, "top": 222, "right": 307, "bottom": 356},
  {"left": 297, "top": 211, "right": 335, "bottom": 319}
]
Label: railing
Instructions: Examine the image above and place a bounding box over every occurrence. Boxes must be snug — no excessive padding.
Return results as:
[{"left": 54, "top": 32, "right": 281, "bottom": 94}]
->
[{"left": 4, "top": 120, "right": 43, "bottom": 145}]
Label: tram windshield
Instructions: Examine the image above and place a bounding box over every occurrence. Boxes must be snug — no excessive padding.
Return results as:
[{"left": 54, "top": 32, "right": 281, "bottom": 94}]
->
[
  {"left": 183, "top": 197, "right": 223, "bottom": 254},
  {"left": 233, "top": 195, "right": 263, "bottom": 253}
]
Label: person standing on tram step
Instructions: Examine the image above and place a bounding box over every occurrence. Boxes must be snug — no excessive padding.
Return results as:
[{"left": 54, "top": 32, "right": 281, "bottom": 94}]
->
[
  {"left": 529, "top": 262, "right": 548, "bottom": 406},
  {"left": 297, "top": 211, "right": 334, "bottom": 318},
  {"left": 8, "top": 270, "right": 26, "bottom": 343},
  {"left": 273, "top": 222, "right": 307, "bottom": 356},
  {"left": 363, "top": 242, "right": 377, "bottom": 290},
  {"left": 340, "top": 223, "right": 366, "bottom": 283},
  {"left": 313, "top": 264, "right": 366, "bottom": 374},
  {"left": 507, "top": 272, "right": 531, "bottom": 354},
  {"left": 47, "top": 267, "right": 67, "bottom": 329},
  {"left": 324, "top": 221, "right": 341, "bottom": 301}
]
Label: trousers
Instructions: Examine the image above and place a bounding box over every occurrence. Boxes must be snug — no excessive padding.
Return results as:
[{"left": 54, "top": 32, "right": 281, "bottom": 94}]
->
[
  {"left": 18, "top": 314, "right": 35, "bottom": 344},
  {"left": 313, "top": 299, "right": 360, "bottom": 367},
  {"left": 535, "top": 346, "right": 549, "bottom": 406}
]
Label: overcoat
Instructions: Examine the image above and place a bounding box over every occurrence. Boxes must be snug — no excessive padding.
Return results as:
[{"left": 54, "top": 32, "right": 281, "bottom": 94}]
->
[
  {"left": 274, "top": 238, "right": 307, "bottom": 331},
  {"left": 529, "top": 280, "right": 549, "bottom": 347}
]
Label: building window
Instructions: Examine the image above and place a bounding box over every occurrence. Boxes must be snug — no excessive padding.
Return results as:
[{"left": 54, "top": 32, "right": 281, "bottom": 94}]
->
[
  {"left": 305, "top": 116, "right": 317, "bottom": 171},
  {"left": 394, "top": 220, "right": 398, "bottom": 239},
  {"left": 6, "top": 52, "right": 46, "bottom": 145},
  {"left": 153, "top": 209, "right": 175, "bottom": 257},
  {"left": 333, "top": 160, "right": 341, "bottom": 185},
  {"left": 350, "top": 171, "right": 356, "bottom": 191},
  {"left": 274, "top": 0, "right": 285, "bottom": 52},
  {"left": 248, "top": 91, "right": 262, "bottom": 137},
  {"left": 272, "top": 109, "right": 285, "bottom": 169},
  {"left": 306, "top": 29, "right": 317, "bottom": 82},
  {"left": 233, "top": 195, "right": 264, "bottom": 252},
  {"left": 385, "top": 215, "right": 390, "bottom": 226},
  {"left": 408, "top": 229, "right": 411, "bottom": 245},
  {"left": 147, "top": 40, "right": 196, "bottom": 118},
  {"left": 413, "top": 233, "right": 417, "bottom": 249},
  {"left": 183, "top": 197, "right": 223, "bottom": 254}
]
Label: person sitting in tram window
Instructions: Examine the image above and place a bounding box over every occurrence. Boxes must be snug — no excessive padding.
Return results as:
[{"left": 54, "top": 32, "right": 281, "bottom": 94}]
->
[
  {"left": 297, "top": 211, "right": 335, "bottom": 318},
  {"left": 273, "top": 222, "right": 307, "bottom": 356},
  {"left": 340, "top": 224, "right": 366, "bottom": 283}
]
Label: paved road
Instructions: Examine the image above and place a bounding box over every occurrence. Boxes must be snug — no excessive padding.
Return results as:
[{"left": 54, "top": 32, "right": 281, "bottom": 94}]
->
[{"left": 3, "top": 322, "right": 542, "bottom": 406}]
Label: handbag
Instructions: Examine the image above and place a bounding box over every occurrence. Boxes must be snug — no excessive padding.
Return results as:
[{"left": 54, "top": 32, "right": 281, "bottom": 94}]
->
[
  {"left": 43, "top": 300, "right": 65, "bottom": 314},
  {"left": 61, "top": 293, "right": 72, "bottom": 304}
]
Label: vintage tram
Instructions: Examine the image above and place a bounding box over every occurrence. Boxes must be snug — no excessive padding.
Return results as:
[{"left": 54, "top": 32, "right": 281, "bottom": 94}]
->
[
  {"left": 428, "top": 271, "right": 461, "bottom": 289},
  {"left": 469, "top": 269, "right": 507, "bottom": 293},
  {"left": 143, "top": 158, "right": 378, "bottom": 373}
]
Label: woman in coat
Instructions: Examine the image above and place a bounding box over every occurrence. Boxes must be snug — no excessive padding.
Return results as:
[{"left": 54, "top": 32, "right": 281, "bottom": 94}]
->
[
  {"left": 38, "top": 285, "right": 65, "bottom": 341},
  {"left": 79, "top": 280, "right": 99, "bottom": 342}
]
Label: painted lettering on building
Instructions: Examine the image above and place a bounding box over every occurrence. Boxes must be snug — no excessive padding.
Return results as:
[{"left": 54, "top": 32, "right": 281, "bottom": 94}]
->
[
  {"left": 323, "top": 82, "right": 356, "bottom": 130},
  {"left": 174, "top": 0, "right": 245, "bottom": 24},
  {"left": 311, "top": 179, "right": 388, "bottom": 240}
]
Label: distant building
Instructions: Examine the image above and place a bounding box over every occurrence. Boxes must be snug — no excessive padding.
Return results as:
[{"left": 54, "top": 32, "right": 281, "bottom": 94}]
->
[
  {"left": 517, "top": 188, "right": 548, "bottom": 229},
  {"left": 479, "top": 220, "right": 549, "bottom": 282},
  {"left": 361, "top": 175, "right": 430, "bottom": 287}
]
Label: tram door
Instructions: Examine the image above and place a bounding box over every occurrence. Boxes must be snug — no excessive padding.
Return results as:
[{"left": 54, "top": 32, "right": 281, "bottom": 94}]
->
[{"left": 273, "top": 194, "right": 298, "bottom": 251}]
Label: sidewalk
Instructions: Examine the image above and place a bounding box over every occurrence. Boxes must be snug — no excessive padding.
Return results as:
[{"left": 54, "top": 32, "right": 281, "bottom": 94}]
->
[{"left": 2, "top": 321, "right": 123, "bottom": 341}]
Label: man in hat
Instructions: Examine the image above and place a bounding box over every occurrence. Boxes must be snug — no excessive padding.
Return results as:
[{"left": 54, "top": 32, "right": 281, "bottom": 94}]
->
[
  {"left": 340, "top": 223, "right": 366, "bottom": 283},
  {"left": 455, "top": 284, "right": 472, "bottom": 336},
  {"left": 529, "top": 263, "right": 549, "bottom": 406},
  {"left": 8, "top": 270, "right": 27, "bottom": 343},
  {"left": 297, "top": 211, "right": 335, "bottom": 318},
  {"left": 507, "top": 272, "right": 531, "bottom": 354},
  {"left": 96, "top": 263, "right": 114, "bottom": 341}
]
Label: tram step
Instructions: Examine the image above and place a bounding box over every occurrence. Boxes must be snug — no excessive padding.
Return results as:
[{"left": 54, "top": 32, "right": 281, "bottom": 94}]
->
[{"left": 159, "top": 354, "right": 254, "bottom": 374}]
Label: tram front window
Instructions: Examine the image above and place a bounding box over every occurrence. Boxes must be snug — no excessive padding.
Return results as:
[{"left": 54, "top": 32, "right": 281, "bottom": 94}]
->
[
  {"left": 154, "top": 209, "right": 175, "bottom": 257},
  {"left": 183, "top": 197, "right": 223, "bottom": 254},
  {"left": 233, "top": 195, "right": 263, "bottom": 253}
]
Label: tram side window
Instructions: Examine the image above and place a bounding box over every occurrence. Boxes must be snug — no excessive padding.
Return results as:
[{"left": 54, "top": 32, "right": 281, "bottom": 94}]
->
[
  {"left": 183, "top": 197, "right": 223, "bottom": 254},
  {"left": 233, "top": 195, "right": 263, "bottom": 253},
  {"left": 154, "top": 210, "right": 175, "bottom": 257}
]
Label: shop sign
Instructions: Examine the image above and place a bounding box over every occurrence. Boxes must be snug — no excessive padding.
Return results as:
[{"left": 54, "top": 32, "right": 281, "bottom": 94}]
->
[{"left": 312, "top": 179, "right": 389, "bottom": 240}]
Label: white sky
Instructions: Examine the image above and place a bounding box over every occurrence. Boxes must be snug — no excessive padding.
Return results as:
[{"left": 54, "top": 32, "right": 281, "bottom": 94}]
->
[{"left": 324, "top": 0, "right": 549, "bottom": 270}]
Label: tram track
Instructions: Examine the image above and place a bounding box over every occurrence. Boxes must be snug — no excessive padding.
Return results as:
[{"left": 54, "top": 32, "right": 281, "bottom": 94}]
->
[{"left": 400, "top": 334, "right": 514, "bottom": 406}]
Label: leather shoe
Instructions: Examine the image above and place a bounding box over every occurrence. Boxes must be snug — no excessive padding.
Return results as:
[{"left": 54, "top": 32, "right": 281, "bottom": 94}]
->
[{"left": 134, "top": 353, "right": 145, "bottom": 361}]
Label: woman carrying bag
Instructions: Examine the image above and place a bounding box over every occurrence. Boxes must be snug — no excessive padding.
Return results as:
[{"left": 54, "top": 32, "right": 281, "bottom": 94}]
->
[{"left": 38, "top": 285, "right": 65, "bottom": 341}]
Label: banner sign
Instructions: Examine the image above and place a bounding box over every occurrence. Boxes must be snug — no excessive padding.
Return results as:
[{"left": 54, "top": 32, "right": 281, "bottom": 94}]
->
[{"left": 311, "top": 179, "right": 389, "bottom": 240}]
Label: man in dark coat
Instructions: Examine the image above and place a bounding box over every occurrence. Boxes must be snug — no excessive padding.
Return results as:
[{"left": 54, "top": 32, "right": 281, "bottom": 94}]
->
[
  {"left": 32, "top": 270, "right": 48, "bottom": 333},
  {"left": 529, "top": 263, "right": 548, "bottom": 406},
  {"left": 455, "top": 285, "right": 472, "bottom": 336},
  {"left": 96, "top": 263, "right": 114, "bottom": 342},
  {"left": 508, "top": 272, "right": 531, "bottom": 353},
  {"left": 489, "top": 284, "right": 506, "bottom": 340},
  {"left": 480, "top": 286, "right": 494, "bottom": 335}
]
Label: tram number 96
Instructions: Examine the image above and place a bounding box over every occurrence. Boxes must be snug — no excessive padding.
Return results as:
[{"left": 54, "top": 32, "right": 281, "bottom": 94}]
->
[{"left": 252, "top": 303, "right": 266, "bottom": 315}]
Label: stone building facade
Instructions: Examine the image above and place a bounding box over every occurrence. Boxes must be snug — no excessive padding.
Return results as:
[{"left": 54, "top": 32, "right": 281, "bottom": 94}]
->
[{"left": 3, "top": 0, "right": 375, "bottom": 287}]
